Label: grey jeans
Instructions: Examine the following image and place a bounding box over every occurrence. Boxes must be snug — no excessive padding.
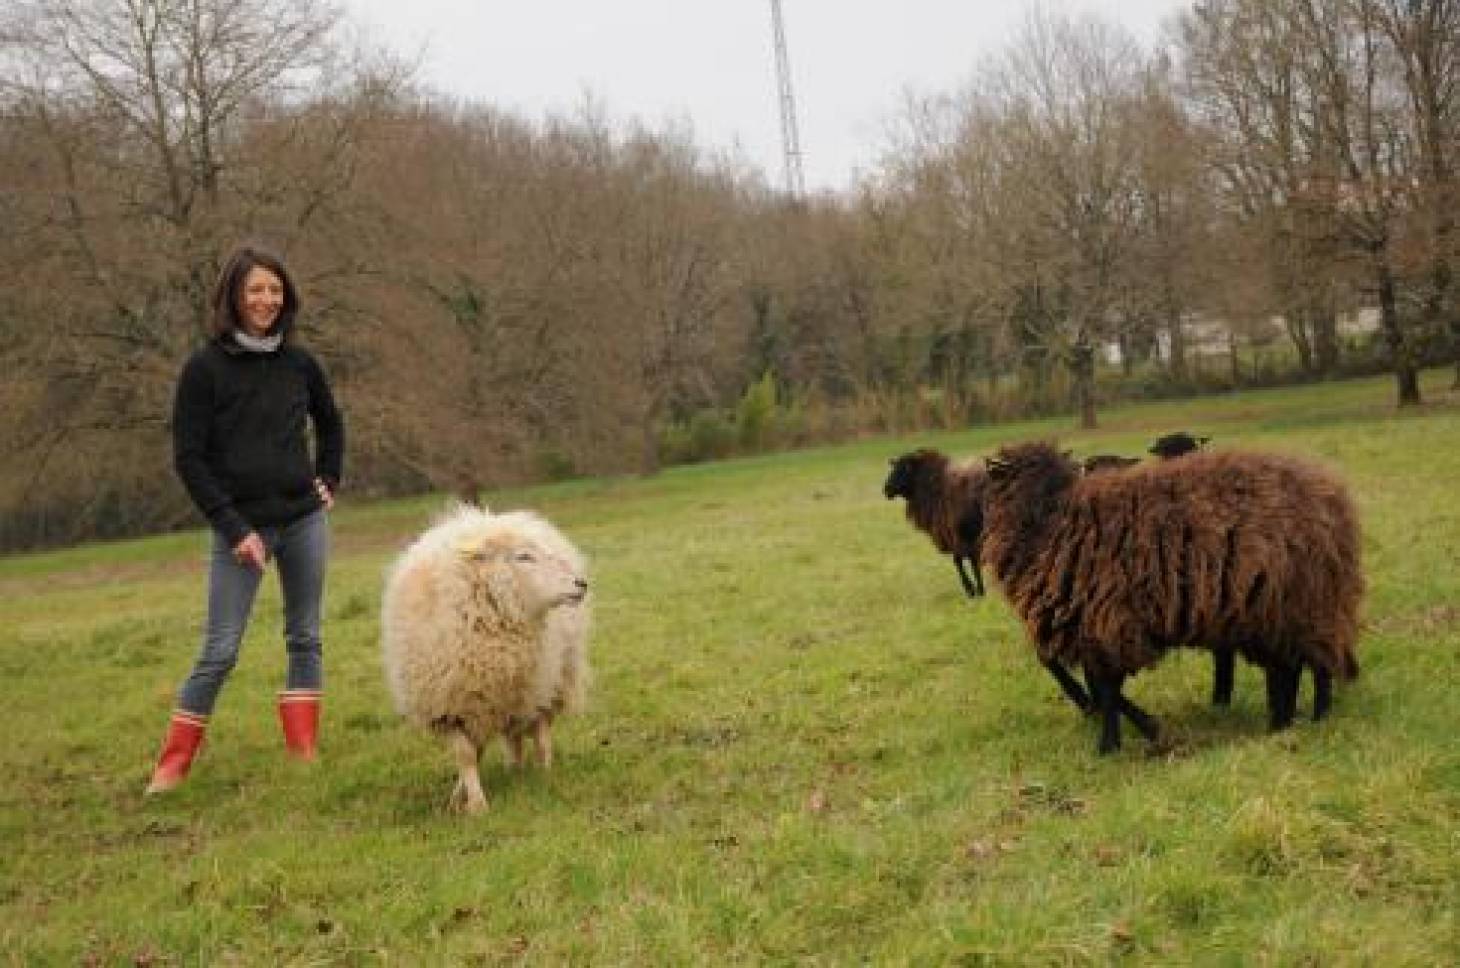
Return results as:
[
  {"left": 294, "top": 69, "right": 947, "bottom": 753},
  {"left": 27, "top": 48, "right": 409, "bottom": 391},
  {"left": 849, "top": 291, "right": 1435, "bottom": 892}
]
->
[{"left": 177, "top": 509, "right": 329, "bottom": 716}]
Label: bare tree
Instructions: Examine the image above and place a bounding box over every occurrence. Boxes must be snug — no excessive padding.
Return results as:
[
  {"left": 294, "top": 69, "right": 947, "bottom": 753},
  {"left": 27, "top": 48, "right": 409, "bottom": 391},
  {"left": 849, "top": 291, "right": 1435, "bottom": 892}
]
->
[
  {"left": 1373, "top": 0, "right": 1460, "bottom": 386},
  {"left": 1179, "top": 0, "right": 1352, "bottom": 377},
  {"left": 0, "top": 0, "right": 404, "bottom": 544},
  {"left": 982, "top": 11, "right": 1149, "bottom": 428},
  {"left": 1296, "top": 0, "right": 1427, "bottom": 403},
  {"left": 1126, "top": 57, "right": 1221, "bottom": 383}
]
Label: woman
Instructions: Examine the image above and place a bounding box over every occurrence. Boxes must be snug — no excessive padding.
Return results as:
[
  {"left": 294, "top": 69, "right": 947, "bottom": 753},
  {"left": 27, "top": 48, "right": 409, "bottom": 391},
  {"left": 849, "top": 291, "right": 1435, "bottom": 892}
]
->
[{"left": 146, "top": 244, "right": 344, "bottom": 794}]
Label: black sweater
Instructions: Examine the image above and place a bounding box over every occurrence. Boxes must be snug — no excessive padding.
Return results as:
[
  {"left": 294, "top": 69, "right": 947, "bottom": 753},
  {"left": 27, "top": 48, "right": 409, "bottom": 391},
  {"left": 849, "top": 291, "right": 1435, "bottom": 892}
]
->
[{"left": 172, "top": 340, "right": 344, "bottom": 546}]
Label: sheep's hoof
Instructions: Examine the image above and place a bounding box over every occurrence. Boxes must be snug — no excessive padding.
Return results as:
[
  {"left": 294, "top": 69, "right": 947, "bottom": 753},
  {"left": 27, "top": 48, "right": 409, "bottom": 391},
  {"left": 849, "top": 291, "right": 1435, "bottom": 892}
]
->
[{"left": 446, "top": 780, "right": 487, "bottom": 814}]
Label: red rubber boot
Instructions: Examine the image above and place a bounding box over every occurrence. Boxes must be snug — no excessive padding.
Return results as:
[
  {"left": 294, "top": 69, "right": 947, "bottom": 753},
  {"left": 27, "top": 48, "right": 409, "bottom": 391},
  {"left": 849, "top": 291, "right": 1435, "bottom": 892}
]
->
[
  {"left": 277, "top": 689, "right": 321, "bottom": 761},
  {"left": 144, "top": 710, "right": 207, "bottom": 794}
]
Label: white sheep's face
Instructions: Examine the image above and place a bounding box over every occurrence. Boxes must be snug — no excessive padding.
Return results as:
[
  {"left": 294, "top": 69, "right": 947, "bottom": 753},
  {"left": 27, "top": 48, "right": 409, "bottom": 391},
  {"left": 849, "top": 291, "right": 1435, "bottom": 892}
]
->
[{"left": 461, "top": 541, "right": 589, "bottom": 621}]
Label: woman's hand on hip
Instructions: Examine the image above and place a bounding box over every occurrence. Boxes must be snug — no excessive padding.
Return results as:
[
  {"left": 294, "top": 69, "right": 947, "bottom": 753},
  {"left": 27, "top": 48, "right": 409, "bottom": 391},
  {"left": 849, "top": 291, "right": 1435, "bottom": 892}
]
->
[{"left": 314, "top": 477, "right": 335, "bottom": 511}]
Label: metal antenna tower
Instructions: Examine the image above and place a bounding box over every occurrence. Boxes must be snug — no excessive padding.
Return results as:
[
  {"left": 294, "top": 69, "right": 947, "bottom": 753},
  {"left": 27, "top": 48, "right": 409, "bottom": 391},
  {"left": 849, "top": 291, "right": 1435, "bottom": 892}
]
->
[{"left": 769, "top": 0, "right": 806, "bottom": 197}]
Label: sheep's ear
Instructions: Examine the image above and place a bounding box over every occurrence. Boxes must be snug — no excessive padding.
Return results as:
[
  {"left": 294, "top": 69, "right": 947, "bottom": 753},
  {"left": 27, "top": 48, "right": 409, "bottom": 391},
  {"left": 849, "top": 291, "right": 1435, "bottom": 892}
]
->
[{"left": 454, "top": 537, "right": 496, "bottom": 563}]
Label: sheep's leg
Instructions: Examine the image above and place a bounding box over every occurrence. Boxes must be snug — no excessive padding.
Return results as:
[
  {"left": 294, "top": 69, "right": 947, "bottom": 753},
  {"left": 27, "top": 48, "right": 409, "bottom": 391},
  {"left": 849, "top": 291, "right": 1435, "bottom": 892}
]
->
[
  {"left": 1311, "top": 665, "right": 1333, "bottom": 722},
  {"left": 1089, "top": 669, "right": 1124, "bottom": 755},
  {"left": 503, "top": 728, "right": 526, "bottom": 769},
  {"left": 1043, "top": 659, "right": 1094, "bottom": 714},
  {"left": 1211, "top": 649, "right": 1235, "bottom": 707},
  {"left": 532, "top": 714, "right": 554, "bottom": 769},
  {"left": 1263, "top": 662, "right": 1300, "bottom": 731},
  {"left": 447, "top": 729, "right": 488, "bottom": 814},
  {"left": 1116, "top": 695, "right": 1160, "bottom": 742},
  {"left": 953, "top": 558, "right": 979, "bottom": 599}
]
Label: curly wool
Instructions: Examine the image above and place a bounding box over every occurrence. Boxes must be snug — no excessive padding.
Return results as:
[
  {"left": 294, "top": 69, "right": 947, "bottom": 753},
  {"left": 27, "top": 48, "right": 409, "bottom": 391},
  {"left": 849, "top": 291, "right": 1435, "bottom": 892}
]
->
[
  {"left": 982, "top": 442, "right": 1362, "bottom": 681},
  {"left": 381, "top": 505, "right": 590, "bottom": 748}
]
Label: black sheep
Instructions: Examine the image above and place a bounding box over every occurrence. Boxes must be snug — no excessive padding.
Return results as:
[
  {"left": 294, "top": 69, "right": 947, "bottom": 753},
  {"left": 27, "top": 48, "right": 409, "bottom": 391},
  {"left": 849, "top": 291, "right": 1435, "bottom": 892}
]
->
[
  {"left": 981, "top": 441, "right": 1363, "bottom": 754},
  {"left": 1149, "top": 431, "right": 1210, "bottom": 459},
  {"left": 884, "top": 449, "right": 987, "bottom": 598}
]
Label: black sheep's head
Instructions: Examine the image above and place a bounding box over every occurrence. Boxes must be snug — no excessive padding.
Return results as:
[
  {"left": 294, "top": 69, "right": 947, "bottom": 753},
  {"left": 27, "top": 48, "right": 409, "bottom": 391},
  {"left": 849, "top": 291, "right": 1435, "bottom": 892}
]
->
[
  {"left": 1149, "top": 432, "right": 1210, "bottom": 459},
  {"left": 883, "top": 449, "right": 947, "bottom": 500}
]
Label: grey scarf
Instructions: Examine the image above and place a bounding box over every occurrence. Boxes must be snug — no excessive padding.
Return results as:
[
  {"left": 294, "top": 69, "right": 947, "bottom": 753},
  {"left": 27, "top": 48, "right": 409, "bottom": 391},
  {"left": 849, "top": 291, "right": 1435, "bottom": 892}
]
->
[{"left": 233, "top": 329, "right": 283, "bottom": 353}]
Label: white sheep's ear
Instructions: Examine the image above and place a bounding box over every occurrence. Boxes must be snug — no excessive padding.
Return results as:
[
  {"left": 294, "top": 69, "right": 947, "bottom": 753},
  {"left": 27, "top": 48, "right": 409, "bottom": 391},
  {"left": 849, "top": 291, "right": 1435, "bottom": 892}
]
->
[{"left": 454, "top": 535, "right": 504, "bottom": 563}]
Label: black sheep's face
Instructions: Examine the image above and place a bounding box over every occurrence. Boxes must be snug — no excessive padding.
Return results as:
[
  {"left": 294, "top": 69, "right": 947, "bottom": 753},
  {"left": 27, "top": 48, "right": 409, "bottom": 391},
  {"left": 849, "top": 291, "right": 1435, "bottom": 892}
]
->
[
  {"left": 883, "top": 455, "right": 916, "bottom": 500},
  {"left": 884, "top": 450, "right": 940, "bottom": 500}
]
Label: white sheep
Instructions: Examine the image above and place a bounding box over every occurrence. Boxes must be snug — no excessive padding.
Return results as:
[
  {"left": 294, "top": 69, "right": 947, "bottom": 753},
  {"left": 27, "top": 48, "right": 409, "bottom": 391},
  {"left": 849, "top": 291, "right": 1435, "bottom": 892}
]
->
[{"left": 381, "top": 504, "right": 591, "bottom": 813}]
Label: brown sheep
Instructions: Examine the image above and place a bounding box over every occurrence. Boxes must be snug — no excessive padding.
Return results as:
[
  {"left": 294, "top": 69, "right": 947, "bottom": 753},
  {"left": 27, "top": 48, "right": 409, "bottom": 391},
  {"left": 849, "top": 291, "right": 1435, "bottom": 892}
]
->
[
  {"left": 981, "top": 441, "right": 1362, "bottom": 754},
  {"left": 1084, "top": 434, "right": 1255, "bottom": 709},
  {"left": 884, "top": 449, "right": 988, "bottom": 598}
]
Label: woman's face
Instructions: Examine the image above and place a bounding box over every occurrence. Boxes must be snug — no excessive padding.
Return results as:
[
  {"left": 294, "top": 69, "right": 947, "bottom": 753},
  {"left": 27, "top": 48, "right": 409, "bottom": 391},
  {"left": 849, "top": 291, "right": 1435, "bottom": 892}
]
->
[{"left": 238, "top": 265, "right": 285, "bottom": 337}]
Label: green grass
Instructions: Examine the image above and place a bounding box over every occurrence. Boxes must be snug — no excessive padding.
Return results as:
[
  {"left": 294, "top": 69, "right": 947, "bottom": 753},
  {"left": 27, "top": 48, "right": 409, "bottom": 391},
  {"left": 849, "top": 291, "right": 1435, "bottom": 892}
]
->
[{"left": 3, "top": 371, "right": 1459, "bottom": 964}]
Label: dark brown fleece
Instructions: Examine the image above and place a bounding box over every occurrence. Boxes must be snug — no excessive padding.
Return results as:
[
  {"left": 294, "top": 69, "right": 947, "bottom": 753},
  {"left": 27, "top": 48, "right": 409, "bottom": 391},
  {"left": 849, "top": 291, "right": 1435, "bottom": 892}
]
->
[
  {"left": 885, "top": 449, "right": 988, "bottom": 561},
  {"left": 982, "top": 441, "right": 1362, "bottom": 680}
]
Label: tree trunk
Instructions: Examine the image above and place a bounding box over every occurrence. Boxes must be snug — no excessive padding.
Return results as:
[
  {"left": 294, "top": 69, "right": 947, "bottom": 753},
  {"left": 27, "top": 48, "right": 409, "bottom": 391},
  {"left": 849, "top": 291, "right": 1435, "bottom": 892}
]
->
[
  {"left": 1166, "top": 304, "right": 1188, "bottom": 382},
  {"left": 638, "top": 407, "right": 662, "bottom": 476},
  {"left": 1070, "top": 339, "right": 1097, "bottom": 430},
  {"left": 1453, "top": 312, "right": 1460, "bottom": 389},
  {"left": 1312, "top": 302, "right": 1340, "bottom": 376},
  {"left": 1375, "top": 253, "right": 1422, "bottom": 406},
  {"left": 1283, "top": 309, "right": 1315, "bottom": 374},
  {"left": 454, "top": 477, "right": 483, "bottom": 508},
  {"left": 1428, "top": 258, "right": 1460, "bottom": 390}
]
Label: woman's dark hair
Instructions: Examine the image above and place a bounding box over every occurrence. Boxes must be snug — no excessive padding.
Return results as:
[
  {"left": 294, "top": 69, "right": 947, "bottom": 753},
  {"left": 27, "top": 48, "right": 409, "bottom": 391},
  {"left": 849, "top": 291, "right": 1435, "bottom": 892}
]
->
[{"left": 209, "top": 245, "right": 300, "bottom": 340}]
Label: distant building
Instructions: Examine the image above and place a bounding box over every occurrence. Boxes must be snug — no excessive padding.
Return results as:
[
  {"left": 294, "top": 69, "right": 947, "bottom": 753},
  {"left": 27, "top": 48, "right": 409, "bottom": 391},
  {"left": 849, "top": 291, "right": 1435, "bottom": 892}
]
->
[{"left": 1103, "top": 308, "right": 1380, "bottom": 366}]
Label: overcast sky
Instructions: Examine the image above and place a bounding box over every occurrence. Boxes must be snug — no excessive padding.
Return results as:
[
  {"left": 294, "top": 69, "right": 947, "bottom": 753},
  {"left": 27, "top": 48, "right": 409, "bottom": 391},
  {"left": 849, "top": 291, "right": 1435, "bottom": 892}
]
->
[{"left": 340, "top": 1, "right": 1191, "bottom": 193}]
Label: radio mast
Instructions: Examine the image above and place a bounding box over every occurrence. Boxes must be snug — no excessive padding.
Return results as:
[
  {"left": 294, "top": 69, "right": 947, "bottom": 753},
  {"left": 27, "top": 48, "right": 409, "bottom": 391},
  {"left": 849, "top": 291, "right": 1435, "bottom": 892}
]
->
[{"left": 768, "top": 0, "right": 806, "bottom": 197}]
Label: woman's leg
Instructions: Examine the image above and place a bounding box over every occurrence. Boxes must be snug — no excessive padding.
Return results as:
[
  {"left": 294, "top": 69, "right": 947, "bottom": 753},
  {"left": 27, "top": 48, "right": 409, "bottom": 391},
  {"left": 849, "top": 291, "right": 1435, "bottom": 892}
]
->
[
  {"left": 273, "top": 510, "right": 329, "bottom": 758},
  {"left": 148, "top": 530, "right": 261, "bottom": 792},
  {"left": 275, "top": 509, "right": 329, "bottom": 691},
  {"left": 177, "top": 530, "right": 264, "bottom": 715}
]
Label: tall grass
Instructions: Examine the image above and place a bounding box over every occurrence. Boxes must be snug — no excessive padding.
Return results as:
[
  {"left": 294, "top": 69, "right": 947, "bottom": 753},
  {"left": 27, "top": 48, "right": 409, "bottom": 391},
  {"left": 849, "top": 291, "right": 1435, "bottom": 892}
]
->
[{"left": 2, "top": 371, "right": 1457, "bottom": 964}]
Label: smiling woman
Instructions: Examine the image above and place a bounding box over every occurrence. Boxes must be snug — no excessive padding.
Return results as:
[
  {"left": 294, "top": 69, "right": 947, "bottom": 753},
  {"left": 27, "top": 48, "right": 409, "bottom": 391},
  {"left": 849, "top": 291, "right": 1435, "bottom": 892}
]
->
[
  {"left": 239, "top": 265, "right": 286, "bottom": 337},
  {"left": 144, "top": 243, "right": 346, "bottom": 795}
]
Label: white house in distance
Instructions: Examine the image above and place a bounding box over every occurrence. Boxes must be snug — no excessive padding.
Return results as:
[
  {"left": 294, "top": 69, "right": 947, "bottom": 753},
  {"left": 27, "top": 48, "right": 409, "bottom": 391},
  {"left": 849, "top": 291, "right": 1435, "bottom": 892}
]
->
[{"left": 1104, "top": 307, "right": 1381, "bottom": 366}]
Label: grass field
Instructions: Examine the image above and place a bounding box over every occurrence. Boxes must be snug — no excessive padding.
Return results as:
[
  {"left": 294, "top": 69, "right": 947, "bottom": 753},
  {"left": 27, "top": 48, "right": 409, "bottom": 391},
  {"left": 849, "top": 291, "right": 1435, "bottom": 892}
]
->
[{"left": 2, "top": 372, "right": 1458, "bottom": 965}]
